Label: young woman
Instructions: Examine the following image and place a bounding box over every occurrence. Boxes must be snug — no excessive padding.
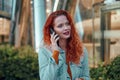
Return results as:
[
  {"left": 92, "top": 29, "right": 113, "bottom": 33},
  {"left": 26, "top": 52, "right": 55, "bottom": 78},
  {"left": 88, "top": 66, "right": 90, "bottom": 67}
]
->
[{"left": 38, "top": 10, "right": 90, "bottom": 80}]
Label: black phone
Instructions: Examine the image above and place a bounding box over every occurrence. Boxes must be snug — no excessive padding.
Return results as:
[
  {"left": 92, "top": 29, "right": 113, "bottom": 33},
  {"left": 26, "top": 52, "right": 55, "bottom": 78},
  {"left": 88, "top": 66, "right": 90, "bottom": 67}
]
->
[
  {"left": 50, "top": 28, "right": 59, "bottom": 46},
  {"left": 50, "top": 28, "right": 58, "bottom": 37},
  {"left": 50, "top": 28, "right": 54, "bottom": 34}
]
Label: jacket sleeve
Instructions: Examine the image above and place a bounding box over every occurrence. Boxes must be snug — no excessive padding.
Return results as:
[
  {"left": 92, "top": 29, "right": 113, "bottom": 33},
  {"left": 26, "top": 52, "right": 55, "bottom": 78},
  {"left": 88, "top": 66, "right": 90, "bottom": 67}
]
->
[
  {"left": 80, "top": 47, "right": 90, "bottom": 80},
  {"left": 38, "top": 47, "right": 58, "bottom": 80}
]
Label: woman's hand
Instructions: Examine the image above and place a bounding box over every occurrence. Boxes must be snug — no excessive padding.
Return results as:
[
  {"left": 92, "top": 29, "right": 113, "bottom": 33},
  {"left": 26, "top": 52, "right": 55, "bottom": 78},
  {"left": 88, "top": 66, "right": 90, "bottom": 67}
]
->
[{"left": 50, "top": 32, "right": 60, "bottom": 52}]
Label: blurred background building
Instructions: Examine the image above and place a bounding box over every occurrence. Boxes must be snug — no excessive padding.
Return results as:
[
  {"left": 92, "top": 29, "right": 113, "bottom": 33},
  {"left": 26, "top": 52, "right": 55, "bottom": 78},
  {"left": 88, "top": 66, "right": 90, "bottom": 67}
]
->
[{"left": 0, "top": 0, "right": 120, "bottom": 67}]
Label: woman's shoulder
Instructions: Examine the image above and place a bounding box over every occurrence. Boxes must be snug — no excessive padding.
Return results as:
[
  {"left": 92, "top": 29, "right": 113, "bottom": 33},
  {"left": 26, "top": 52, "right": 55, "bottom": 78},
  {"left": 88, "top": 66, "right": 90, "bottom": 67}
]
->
[
  {"left": 39, "top": 45, "right": 46, "bottom": 49},
  {"left": 83, "top": 46, "right": 88, "bottom": 55},
  {"left": 81, "top": 47, "right": 88, "bottom": 60},
  {"left": 39, "top": 45, "right": 50, "bottom": 51},
  {"left": 39, "top": 45, "right": 52, "bottom": 56},
  {"left": 79, "top": 46, "right": 89, "bottom": 63}
]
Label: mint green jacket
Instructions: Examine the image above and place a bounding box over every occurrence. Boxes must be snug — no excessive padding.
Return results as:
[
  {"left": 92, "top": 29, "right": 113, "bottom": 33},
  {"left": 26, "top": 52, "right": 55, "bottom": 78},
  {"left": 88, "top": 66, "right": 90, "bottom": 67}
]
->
[{"left": 38, "top": 46, "right": 90, "bottom": 80}]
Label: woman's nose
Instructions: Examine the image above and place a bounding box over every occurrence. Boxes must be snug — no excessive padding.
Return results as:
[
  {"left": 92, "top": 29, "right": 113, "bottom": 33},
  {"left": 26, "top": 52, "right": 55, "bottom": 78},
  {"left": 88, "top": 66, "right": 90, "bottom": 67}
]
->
[{"left": 64, "top": 25, "right": 69, "bottom": 29}]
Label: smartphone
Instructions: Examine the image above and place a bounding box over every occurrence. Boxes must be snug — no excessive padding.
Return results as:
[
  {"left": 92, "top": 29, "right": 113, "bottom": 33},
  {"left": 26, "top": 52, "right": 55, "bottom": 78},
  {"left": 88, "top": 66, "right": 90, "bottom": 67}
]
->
[
  {"left": 50, "top": 28, "right": 54, "bottom": 34},
  {"left": 50, "top": 28, "right": 59, "bottom": 46}
]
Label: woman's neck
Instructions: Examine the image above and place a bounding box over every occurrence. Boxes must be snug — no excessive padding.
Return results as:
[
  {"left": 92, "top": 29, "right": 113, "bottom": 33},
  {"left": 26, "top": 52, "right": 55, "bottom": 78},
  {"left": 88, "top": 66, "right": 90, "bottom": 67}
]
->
[{"left": 59, "top": 39, "right": 67, "bottom": 51}]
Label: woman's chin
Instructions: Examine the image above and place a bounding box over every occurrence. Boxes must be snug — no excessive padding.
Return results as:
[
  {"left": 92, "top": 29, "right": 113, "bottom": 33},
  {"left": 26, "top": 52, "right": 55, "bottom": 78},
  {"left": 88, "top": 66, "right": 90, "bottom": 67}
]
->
[{"left": 63, "top": 36, "right": 70, "bottom": 39}]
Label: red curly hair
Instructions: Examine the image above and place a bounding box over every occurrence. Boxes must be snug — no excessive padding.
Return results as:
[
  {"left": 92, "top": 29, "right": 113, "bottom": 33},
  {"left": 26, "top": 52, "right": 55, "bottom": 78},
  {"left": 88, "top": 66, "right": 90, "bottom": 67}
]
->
[{"left": 43, "top": 10, "right": 83, "bottom": 64}]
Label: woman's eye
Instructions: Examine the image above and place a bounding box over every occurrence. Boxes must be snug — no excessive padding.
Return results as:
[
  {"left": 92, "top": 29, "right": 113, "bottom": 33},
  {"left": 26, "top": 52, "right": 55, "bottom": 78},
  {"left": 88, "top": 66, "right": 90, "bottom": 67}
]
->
[
  {"left": 57, "top": 24, "right": 63, "bottom": 28},
  {"left": 65, "top": 22, "right": 70, "bottom": 26}
]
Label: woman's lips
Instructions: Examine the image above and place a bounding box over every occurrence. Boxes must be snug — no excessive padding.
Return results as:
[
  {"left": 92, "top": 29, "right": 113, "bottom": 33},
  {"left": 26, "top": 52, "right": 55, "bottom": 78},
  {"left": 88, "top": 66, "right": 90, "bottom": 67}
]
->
[{"left": 63, "top": 31, "right": 69, "bottom": 35}]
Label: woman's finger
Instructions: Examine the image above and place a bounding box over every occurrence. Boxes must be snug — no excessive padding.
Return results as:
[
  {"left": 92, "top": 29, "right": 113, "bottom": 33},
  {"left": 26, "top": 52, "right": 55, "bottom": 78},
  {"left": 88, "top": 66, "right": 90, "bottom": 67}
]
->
[
  {"left": 50, "top": 32, "right": 55, "bottom": 38},
  {"left": 54, "top": 34, "right": 59, "bottom": 39},
  {"left": 55, "top": 36, "right": 59, "bottom": 42}
]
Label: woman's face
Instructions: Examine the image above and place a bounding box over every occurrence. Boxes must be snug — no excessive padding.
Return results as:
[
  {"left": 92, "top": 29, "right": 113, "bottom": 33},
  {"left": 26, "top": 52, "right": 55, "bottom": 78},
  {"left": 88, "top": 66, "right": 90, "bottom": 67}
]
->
[{"left": 53, "top": 15, "right": 71, "bottom": 40}]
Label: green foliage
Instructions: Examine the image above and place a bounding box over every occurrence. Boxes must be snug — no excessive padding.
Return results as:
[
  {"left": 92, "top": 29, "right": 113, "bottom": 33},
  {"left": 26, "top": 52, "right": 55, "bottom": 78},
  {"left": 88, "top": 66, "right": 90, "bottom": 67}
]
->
[
  {"left": 90, "top": 56, "right": 120, "bottom": 80},
  {"left": 0, "top": 45, "right": 39, "bottom": 80},
  {"left": 90, "top": 65, "right": 108, "bottom": 80},
  {"left": 106, "top": 56, "right": 120, "bottom": 80}
]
